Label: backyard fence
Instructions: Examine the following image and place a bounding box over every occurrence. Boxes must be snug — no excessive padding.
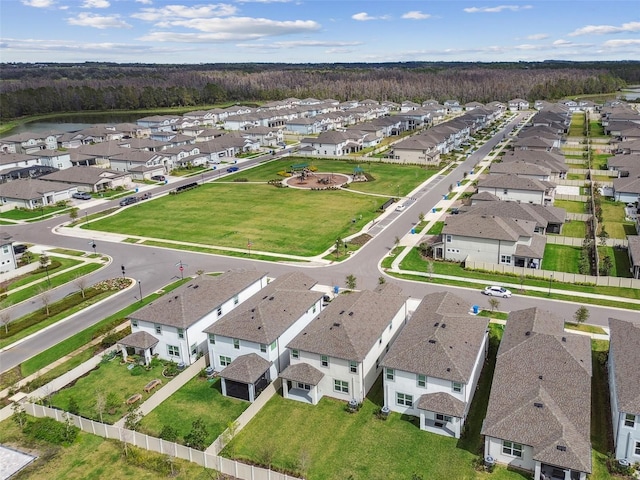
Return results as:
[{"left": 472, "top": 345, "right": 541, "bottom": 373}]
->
[
  {"left": 566, "top": 213, "right": 591, "bottom": 221},
  {"left": 556, "top": 194, "right": 589, "bottom": 202},
  {"left": 23, "top": 402, "right": 301, "bottom": 480},
  {"left": 465, "top": 261, "right": 640, "bottom": 289}
]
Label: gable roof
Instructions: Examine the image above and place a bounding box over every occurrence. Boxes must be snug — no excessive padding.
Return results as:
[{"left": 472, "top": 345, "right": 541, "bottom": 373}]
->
[
  {"left": 129, "top": 270, "right": 267, "bottom": 329},
  {"left": 204, "top": 271, "right": 321, "bottom": 344},
  {"left": 0, "top": 178, "right": 73, "bottom": 200},
  {"left": 218, "top": 353, "right": 270, "bottom": 384},
  {"left": 287, "top": 289, "right": 408, "bottom": 362},
  {"left": 279, "top": 362, "right": 325, "bottom": 386},
  {"left": 482, "top": 307, "right": 592, "bottom": 474},
  {"left": 381, "top": 292, "right": 488, "bottom": 383},
  {"left": 417, "top": 392, "right": 466, "bottom": 417},
  {"left": 608, "top": 317, "right": 640, "bottom": 415},
  {"left": 462, "top": 200, "right": 566, "bottom": 228},
  {"left": 443, "top": 214, "right": 536, "bottom": 241},
  {"left": 40, "top": 166, "right": 129, "bottom": 185},
  {"left": 478, "top": 174, "right": 551, "bottom": 192}
]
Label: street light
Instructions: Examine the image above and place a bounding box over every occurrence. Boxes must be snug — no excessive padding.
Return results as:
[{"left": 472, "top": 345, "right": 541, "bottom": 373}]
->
[
  {"left": 88, "top": 240, "right": 97, "bottom": 256},
  {"left": 548, "top": 273, "right": 553, "bottom": 296},
  {"left": 84, "top": 211, "right": 89, "bottom": 225},
  {"left": 137, "top": 280, "right": 143, "bottom": 303}
]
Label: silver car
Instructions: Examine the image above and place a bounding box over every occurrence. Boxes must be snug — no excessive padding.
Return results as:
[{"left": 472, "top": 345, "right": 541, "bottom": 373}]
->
[{"left": 483, "top": 286, "right": 512, "bottom": 298}]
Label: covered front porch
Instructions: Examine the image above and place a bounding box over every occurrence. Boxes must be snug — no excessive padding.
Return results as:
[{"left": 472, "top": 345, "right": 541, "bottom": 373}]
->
[
  {"left": 219, "top": 353, "right": 271, "bottom": 403},
  {"left": 280, "top": 362, "right": 325, "bottom": 405},
  {"left": 117, "top": 331, "right": 159, "bottom": 366},
  {"left": 536, "top": 461, "right": 586, "bottom": 480},
  {"left": 417, "top": 392, "right": 465, "bottom": 439}
]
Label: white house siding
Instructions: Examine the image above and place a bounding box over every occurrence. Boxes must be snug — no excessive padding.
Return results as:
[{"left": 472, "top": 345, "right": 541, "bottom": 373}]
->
[
  {"left": 0, "top": 242, "right": 17, "bottom": 273},
  {"left": 614, "top": 191, "right": 640, "bottom": 204},
  {"left": 393, "top": 149, "right": 439, "bottom": 165},
  {"left": 208, "top": 298, "right": 322, "bottom": 379},
  {"left": 484, "top": 436, "right": 535, "bottom": 472},
  {"left": 444, "top": 236, "right": 518, "bottom": 264},
  {"left": 477, "top": 187, "right": 544, "bottom": 205},
  {"left": 609, "top": 348, "right": 640, "bottom": 461}
]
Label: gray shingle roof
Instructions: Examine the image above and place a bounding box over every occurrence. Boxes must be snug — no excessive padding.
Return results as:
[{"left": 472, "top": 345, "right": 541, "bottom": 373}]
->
[
  {"left": 417, "top": 392, "right": 466, "bottom": 417},
  {"left": 482, "top": 307, "right": 592, "bottom": 474},
  {"left": 279, "top": 363, "right": 325, "bottom": 386},
  {"left": 462, "top": 201, "right": 566, "bottom": 229},
  {"left": 218, "top": 353, "right": 271, "bottom": 384},
  {"left": 118, "top": 331, "right": 159, "bottom": 349},
  {"left": 287, "top": 289, "right": 408, "bottom": 362},
  {"left": 129, "top": 270, "right": 267, "bottom": 329},
  {"left": 381, "top": 292, "right": 488, "bottom": 383},
  {"left": 204, "top": 271, "right": 322, "bottom": 344},
  {"left": 41, "top": 166, "right": 129, "bottom": 185},
  {"left": 443, "top": 214, "right": 536, "bottom": 241},
  {"left": 628, "top": 236, "right": 640, "bottom": 268},
  {"left": 478, "top": 174, "right": 550, "bottom": 192},
  {"left": 608, "top": 318, "right": 640, "bottom": 415},
  {"left": 0, "top": 178, "right": 73, "bottom": 200},
  {"left": 490, "top": 161, "right": 551, "bottom": 177}
]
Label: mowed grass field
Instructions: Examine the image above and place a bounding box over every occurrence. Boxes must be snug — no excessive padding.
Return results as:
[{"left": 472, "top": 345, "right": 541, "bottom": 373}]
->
[{"left": 87, "top": 159, "right": 437, "bottom": 256}]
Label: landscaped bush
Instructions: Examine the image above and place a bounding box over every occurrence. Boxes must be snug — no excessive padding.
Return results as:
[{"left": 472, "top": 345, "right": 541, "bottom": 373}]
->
[{"left": 23, "top": 417, "right": 78, "bottom": 445}]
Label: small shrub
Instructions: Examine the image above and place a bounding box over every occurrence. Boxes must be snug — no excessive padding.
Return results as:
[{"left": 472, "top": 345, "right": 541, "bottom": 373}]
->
[
  {"left": 129, "top": 365, "right": 144, "bottom": 376},
  {"left": 24, "top": 417, "right": 78, "bottom": 445},
  {"left": 159, "top": 425, "right": 179, "bottom": 442}
]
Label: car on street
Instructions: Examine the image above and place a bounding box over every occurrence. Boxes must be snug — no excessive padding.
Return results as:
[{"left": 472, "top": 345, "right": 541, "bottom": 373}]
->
[
  {"left": 119, "top": 196, "right": 138, "bottom": 207},
  {"left": 395, "top": 203, "right": 406, "bottom": 212},
  {"left": 151, "top": 175, "right": 166, "bottom": 182},
  {"left": 483, "top": 286, "right": 512, "bottom": 298},
  {"left": 72, "top": 192, "right": 92, "bottom": 200},
  {"left": 227, "top": 166, "right": 240, "bottom": 173}
]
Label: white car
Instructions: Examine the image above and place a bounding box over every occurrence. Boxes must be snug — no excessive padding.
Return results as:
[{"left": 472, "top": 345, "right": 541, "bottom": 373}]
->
[
  {"left": 396, "top": 204, "right": 406, "bottom": 212},
  {"left": 483, "top": 286, "right": 512, "bottom": 298}
]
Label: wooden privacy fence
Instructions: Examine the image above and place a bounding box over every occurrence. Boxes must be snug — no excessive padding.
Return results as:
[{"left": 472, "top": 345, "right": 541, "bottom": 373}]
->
[{"left": 23, "top": 402, "right": 301, "bottom": 480}]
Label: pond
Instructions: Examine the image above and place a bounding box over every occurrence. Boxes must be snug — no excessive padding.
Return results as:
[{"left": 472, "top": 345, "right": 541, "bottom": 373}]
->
[{"left": 4, "top": 113, "right": 145, "bottom": 135}]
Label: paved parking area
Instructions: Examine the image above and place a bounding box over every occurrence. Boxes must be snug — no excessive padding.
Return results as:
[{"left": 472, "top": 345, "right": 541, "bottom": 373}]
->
[{"left": 0, "top": 444, "right": 36, "bottom": 480}]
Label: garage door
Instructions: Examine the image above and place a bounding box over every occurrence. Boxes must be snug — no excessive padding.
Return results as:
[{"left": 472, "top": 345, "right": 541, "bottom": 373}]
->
[{"left": 225, "top": 380, "right": 250, "bottom": 401}]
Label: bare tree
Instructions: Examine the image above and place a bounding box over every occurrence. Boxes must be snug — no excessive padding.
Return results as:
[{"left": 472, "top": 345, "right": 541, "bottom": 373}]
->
[
  {"left": 69, "top": 207, "right": 79, "bottom": 222},
  {"left": 73, "top": 274, "right": 88, "bottom": 298},
  {"left": 0, "top": 305, "right": 11, "bottom": 334},
  {"left": 38, "top": 285, "right": 52, "bottom": 316},
  {"left": 426, "top": 261, "right": 434, "bottom": 280},
  {"left": 95, "top": 391, "right": 106, "bottom": 423},
  {"left": 488, "top": 298, "right": 500, "bottom": 313}
]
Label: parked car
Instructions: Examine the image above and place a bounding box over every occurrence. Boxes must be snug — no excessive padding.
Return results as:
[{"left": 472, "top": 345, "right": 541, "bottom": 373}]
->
[
  {"left": 151, "top": 175, "right": 166, "bottom": 181},
  {"left": 227, "top": 166, "right": 239, "bottom": 173},
  {"left": 13, "top": 244, "right": 28, "bottom": 255},
  {"left": 72, "top": 192, "right": 92, "bottom": 200},
  {"left": 483, "top": 286, "right": 512, "bottom": 298},
  {"left": 119, "top": 196, "right": 138, "bottom": 207}
]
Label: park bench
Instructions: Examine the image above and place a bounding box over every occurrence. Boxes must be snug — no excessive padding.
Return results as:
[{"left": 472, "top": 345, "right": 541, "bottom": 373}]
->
[
  {"left": 126, "top": 393, "right": 142, "bottom": 405},
  {"left": 144, "top": 379, "right": 162, "bottom": 393}
]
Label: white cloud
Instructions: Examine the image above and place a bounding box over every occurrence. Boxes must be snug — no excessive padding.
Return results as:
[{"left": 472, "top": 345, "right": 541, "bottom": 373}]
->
[
  {"left": 0, "top": 37, "right": 177, "bottom": 54},
  {"left": 402, "top": 11, "right": 431, "bottom": 20},
  {"left": 602, "top": 38, "right": 640, "bottom": 48},
  {"left": 568, "top": 21, "right": 640, "bottom": 36},
  {"left": 67, "top": 12, "right": 132, "bottom": 29},
  {"left": 82, "top": 0, "right": 110, "bottom": 8},
  {"left": 352, "top": 12, "right": 390, "bottom": 21},
  {"left": 236, "top": 0, "right": 292, "bottom": 3},
  {"left": 237, "top": 40, "right": 362, "bottom": 49},
  {"left": 132, "top": 4, "right": 237, "bottom": 21},
  {"left": 526, "top": 33, "right": 548, "bottom": 40},
  {"left": 464, "top": 5, "right": 532, "bottom": 13},
  {"left": 21, "top": 0, "right": 55, "bottom": 7},
  {"left": 146, "top": 16, "right": 319, "bottom": 36},
  {"left": 135, "top": 0, "right": 153, "bottom": 4}
]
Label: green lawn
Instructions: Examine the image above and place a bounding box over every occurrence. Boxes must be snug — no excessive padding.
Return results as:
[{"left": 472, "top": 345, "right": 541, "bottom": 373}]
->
[
  {"left": 140, "top": 377, "right": 248, "bottom": 446},
  {"left": 50, "top": 359, "right": 171, "bottom": 424},
  {"left": 567, "top": 173, "right": 586, "bottom": 181},
  {"left": 224, "top": 328, "right": 528, "bottom": 480},
  {"left": 597, "top": 246, "right": 632, "bottom": 278},
  {"left": 427, "top": 221, "right": 444, "bottom": 235},
  {"left": 554, "top": 200, "right": 586, "bottom": 214},
  {"left": 560, "top": 220, "right": 586, "bottom": 238},
  {"left": 600, "top": 198, "right": 638, "bottom": 239},
  {"left": 541, "top": 245, "right": 581, "bottom": 273},
  {"left": 590, "top": 340, "right": 614, "bottom": 480},
  {"left": 87, "top": 184, "right": 377, "bottom": 256}
]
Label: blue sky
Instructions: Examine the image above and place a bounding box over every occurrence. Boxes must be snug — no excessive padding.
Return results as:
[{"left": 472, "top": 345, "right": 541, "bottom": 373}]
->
[{"left": 1, "top": 0, "right": 639, "bottom": 63}]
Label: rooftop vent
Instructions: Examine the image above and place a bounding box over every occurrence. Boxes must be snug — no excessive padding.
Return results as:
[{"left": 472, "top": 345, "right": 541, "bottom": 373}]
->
[
  {"left": 446, "top": 367, "right": 451, "bottom": 372},
  {"left": 428, "top": 339, "right": 436, "bottom": 344},
  {"left": 525, "top": 331, "right": 531, "bottom": 336},
  {"left": 193, "top": 285, "right": 199, "bottom": 289},
  {"left": 339, "top": 310, "right": 345, "bottom": 315},
  {"left": 561, "top": 336, "right": 566, "bottom": 342},
  {"left": 538, "top": 375, "right": 543, "bottom": 380},
  {"left": 534, "top": 402, "right": 544, "bottom": 408},
  {"left": 348, "top": 312, "right": 354, "bottom": 316},
  {"left": 441, "top": 323, "right": 446, "bottom": 328},
  {"left": 251, "top": 308, "right": 255, "bottom": 313},
  {"left": 434, "top": 322, "right": 439, "bottom": 327},
  {"left": 333, "top": 322, "right": 341, "bottom": 328},
  {"left": 174, "top": 296, "right": 179, "bottom": 300},
  {"left": 269, "top": 296, "right": 274, "bottom": 301},
  {"left": 263, "top": 295, "right": 268, "bottom": 299},
  {"left": 556, "top": 445, "right": 567, "bottom": 452}
]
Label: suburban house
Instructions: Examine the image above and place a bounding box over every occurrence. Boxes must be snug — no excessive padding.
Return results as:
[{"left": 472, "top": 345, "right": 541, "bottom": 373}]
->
[
  {"left": 477, "top": 174, "right": 555, "bottom": 205},
  {"left": 391, "top": 136, "right": 441, "bottom": 165},
  {"left": 433, "top": 214, "right": 546, "bottom": 268},
  {"left": 282, "top": 284, "right": 409, "bottom": 405},
  {"left": 613, "top": 172, "right": 640, "bottom": 203},
  {"left": 489, "top": 161, "right": 552, "bottom": 181},
  {"left": 299, "top": 131, "right": 365, "bottom": 156},
  {"left": 108, "top": 150, "right": 170, "bottom": 180},
  {"left": 381, "top": 292, "right": 488, "bottom": 438},
  {"left": 204, "top": 271, "right": 324, "bottom": 402},
  {"left": 28, "top": 150, "right": 73, "bottom": 171},
  {"left": 608, "top": 317, "right": 640, "bottom": 463},
  {"left": 0, "top": 234, "right": 17, "bottom": 273},
  {"left": 0, "top": 178, "right": 77, "bottom": 212},
  {"left": 627, "top": 236, "right": 640, "bottom": 279},
  {"left": 122, "top": 270, "right": 268, "bottom": 366},
  {"left": 482, "top": 307, "right": 592, "bottom": 480},
  {"left": 501, "top": 151, "right": 568, "bottom": 180},
  {"left": 460, "top": 201, "right": 566, "bottom": 235},
  {"left": 508, "top": 98, "right": 531, "bottom": 111},
  {"left": 0, "top": 131, "right": 59, "bottom": 154},
  {"left": 0, "top": 152, "right": 55, "bottom": 181},
  {"left": 40, "top": 166, "right": 132, "bottom": 193}
]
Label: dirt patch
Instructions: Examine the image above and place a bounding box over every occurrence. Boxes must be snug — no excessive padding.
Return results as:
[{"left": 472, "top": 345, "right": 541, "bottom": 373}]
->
[
  {"left": 284, "top": 172, "right": 350, "bottom": 189},
  {"left": 349, "top": 234, "right": 373, "bottom": 246}
]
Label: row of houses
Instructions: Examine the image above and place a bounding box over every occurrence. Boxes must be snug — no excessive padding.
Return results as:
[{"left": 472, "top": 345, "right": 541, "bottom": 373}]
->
[{"left": 117, "top": 268, "right": 640, "bottom": 480}]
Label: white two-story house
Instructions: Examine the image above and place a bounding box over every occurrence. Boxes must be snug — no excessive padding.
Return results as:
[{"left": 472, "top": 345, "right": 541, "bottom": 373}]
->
[
  {"left": 282, "top": 284, "right": 409, "bottom": 405},
  {"left": 608, "top": 317, "right": 640, "bottom": 464},
  {"left": 121, "top": 270, "right": 268, "bottom": 366},
  {"left": 477, "top": 174, "right": 555, "bottom": 206},
  {"left": 381, "top": 291, "right": 488, "bottom": 438},
  {"left": 203, "top": 271, "right": 324, "bottom": 402}
]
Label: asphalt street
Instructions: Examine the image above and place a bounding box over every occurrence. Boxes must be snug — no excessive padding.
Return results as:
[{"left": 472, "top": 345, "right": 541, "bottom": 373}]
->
[{"left": 2, "top": 114, "right": 638, "bottom": 373}]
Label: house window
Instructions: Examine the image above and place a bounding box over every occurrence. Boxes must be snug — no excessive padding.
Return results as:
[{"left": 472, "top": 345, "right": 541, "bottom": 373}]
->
[
  {"left": 155, "top": 324, "right": 162, "bottom": 335},
  {"left": 209, "top": 334, "right": 215, "bottom": 344},
  {"left": 349, "top": 361, "right": 358, "bottom": 373},
  {"left": 333, "top": 379, "right": 349, "bottom": 393},
  {"left": 190, "top": 343, "right": 197, "bottom": 355},
  {"left": 436, "top": 413, "right": 452, "bottom": 423},
  {"left": 503, "top": 189, "right": 508, "bottom": 195},
  {"left": 321, "top": 355, "right": 329, "bottom": 367},
  {"left": 177, "top": 328, "right": 184, "bottom": 339},
  {"left": 396, "top": 392, "right": 413, "bottom": 407},
  {"left": 260, "top": 344, "right": 267, "bottom": 353},
  {"left": 167, "top": 345, "right": 180, "bottom": 357},
  {"left": 233, "top": 339, "right": 240, "bottom": 349},
  {"left": 502, "top": 441, "right": 523, "bottom": 458},
  {"left": 131, "top": 319, "right": 138, "bottom": 327},
  {"left": 270, "top": 341, "right": 277, "bottom": 351},
  {"left": 291, "top": 349, "right": 299, "bottom": 359},
  {"left": 388, "top": 322, "right": 392, "bottom": 331},
  {"left": 312, "top": 304, "right": 317, "bottom": 314},
  {"left": 297, "top": 382, "right": 311, "bottom": 391},
  {"left": 219, "top": 356, "right": 231, "bottom": 367},
  {"left": 452, "top": 382, "right": 462, "bottom": 393},
  {"left": 417, "top": 374, "right": 427, "bottom": 387},
  {"left": 217, "top": 306, "right": 223, "bottom": 317},
  {"left": 635, "top": 441, "right": 640, "bottom": 456},
  {"left": 625, "top": 414, "right": 636, "bottom": 428},
  {"left": 500, "top": 255, "right": 512, "bottom": 264},
  {"left": 446, "top": 235, "right": 452, "bottom": 243},
  {"left": 386, "top": 368, "right": 395, "bottom": 381},
  {"left": 233, "top": 295, "right": 239, "bottom": 305}
]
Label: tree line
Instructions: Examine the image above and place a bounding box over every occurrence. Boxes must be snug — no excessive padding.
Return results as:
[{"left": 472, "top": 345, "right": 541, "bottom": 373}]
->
[{"left": 0, "top": 62, "right": 634, "bottom": 120}]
